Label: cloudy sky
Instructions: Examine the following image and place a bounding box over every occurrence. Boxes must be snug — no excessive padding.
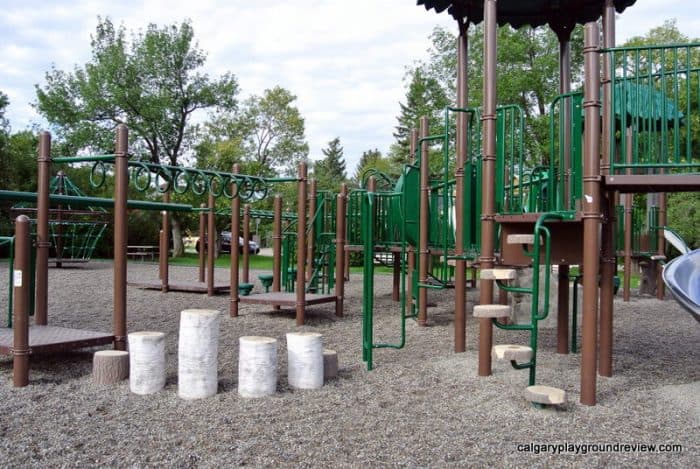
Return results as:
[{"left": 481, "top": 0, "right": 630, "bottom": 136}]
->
[{"left": 1, "top": 0, "right": 698, "bottom": 173}]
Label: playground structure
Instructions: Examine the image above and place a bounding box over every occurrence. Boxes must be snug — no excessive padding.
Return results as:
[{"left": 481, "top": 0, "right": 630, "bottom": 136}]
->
[
  {"left": 354, "top": 0, "right": 700, "bottom": 406},
  {"left": 1, "top": 126, "right": 346, "bottom": 385}
]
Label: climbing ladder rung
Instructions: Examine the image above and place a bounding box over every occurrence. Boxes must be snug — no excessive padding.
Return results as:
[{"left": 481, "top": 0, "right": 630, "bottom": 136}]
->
[
  {"left": 480, "top": 268, "right": 516, "bottom": 280},
  {"left": 524, "top": 385, "right": 566, "bottom": 405},
  {"left": 492, "top": 344, "right": 533, "bottom": 362},
  {"left": 506, "top": 234, "right": 541, "bottom": 245},
  {"left": 473, "top": 304, "right": 511, "bottom": 318}
]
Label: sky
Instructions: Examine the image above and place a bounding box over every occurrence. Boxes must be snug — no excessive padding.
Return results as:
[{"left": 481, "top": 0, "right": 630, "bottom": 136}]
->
[{"left": 1, "top": 0, "right": 699, "bottom": 174}]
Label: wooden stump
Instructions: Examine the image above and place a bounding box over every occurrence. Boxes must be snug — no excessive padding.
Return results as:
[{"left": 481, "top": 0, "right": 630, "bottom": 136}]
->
[
  {"left": 93, "top": 350, "right": 129, "bottom": 385},
  {"left": 323, "top": 349, "right": 338, "bottom": 382}
]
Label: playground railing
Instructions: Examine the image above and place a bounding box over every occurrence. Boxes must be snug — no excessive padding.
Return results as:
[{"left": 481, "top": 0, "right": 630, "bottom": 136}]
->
[{"left": 604, "top": 42, "right": 700, "bottom": 175}]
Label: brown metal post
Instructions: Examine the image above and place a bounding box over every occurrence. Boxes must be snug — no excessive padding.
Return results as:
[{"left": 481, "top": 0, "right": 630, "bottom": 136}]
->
[
  {"left": 207, "top": 191, "right": 215, "bottom": 296},
  {"left": 418, "top": 116, "right": 430, "bottom": 327},
  {"left": 656, "top": 193, "right": 666, "bottom": 299},
  {"left": 557, "top": 265, "right": 570, "bottom": 354},
  {"left": 56, "top": 172, "right": 65, "bottom": 268},
  {"left": 599, "top": 0, "right": 616, "bottom": 378},
  {"left": 623, "top": 128, "right": 633, "bottom": 301},
  {"left": 160, "top": 192, "right": 170, "bottom": 293},
  {"left": 243, "top": 204, "right": 251, "bottom": 283},
  {"left": 296, "top": 162, "right": 308, "bottom": 326},
  {"left": 454, "top": 22, "right": 468, "bottom": 353},
  {"left": 392, "top": 252, "right": 400, "bottom": 302},
  {"left": 230, "top": 164, "right": 241, "bottom": 317},
  {"left": 35, "top": 131, "right": 51, "bottom": 326},
  {"left": 198, "top": 203, "right": 206, "bottom": 283},
  {"left": 335, "top": 192, "right": 346, "bottom": 317},
  {"left": 478, "top": 0, "right": 498, "bottom": 377},
  {"left": 272, "top": 195, "right": 282, "bottom": 311},
  {"left": 407, "top": 248, "right": 415, "bottom": 309},
  {"left": 306, "top": 179, "right": 317, "bottom": 282},
  {"left": 13, "top": 215, "right": 31, "bottom": 387},
  {"left": 159, "top": 229, "right": 164, "bottom": 280},
  {"left": 113, "top": 125, "right": 128, "bottom": 351},
  {"left": 581, "top": 22, "right": 601, "bottom": 405}
]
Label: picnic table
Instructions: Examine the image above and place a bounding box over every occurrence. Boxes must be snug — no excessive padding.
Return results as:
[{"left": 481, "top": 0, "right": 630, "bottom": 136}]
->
[{"left": 127, "top": 245, "right": 159, "bottom": 261}]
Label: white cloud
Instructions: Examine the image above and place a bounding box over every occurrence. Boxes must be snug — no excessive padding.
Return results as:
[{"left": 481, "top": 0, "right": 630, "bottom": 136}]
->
[{"left": 1, "top": 0, "right": 697, "bottom": 173}]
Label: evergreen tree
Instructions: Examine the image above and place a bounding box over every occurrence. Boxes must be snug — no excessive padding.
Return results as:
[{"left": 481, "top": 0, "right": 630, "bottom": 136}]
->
[{"left": 314, "top": 137, "right": 346, "bottom": 191}]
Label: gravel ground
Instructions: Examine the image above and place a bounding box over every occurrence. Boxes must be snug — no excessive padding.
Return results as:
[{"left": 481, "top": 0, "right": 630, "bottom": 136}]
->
[{"left": 0, "top": 260, "right": 697, "bottom": 467}]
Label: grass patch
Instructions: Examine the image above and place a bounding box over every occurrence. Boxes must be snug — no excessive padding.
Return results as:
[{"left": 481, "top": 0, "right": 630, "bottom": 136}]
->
[{"left": 169, "top": 253, "right": 274, "bottom": 270}]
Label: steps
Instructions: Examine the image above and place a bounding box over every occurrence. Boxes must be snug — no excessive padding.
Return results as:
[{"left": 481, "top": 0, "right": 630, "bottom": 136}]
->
[
  {"left": 473, "top": 304, "right": 510, "bottom": 318},
  {"left": 506, "top": 234, "right": 541, "bottom": 245},
  {"left": 492, "top": 344, "right": 533, "bottom": 362},
  {"left": 524, "top": 385, "right": 566, "bottom": 405},
  {"left": 480, "top": 268, "right": 516, "bottom": 280}
]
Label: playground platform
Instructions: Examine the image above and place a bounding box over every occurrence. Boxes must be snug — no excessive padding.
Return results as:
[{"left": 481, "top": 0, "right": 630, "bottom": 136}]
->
[
  {"left": 127, "top": 280, "right": 231, "bottom": 294},
  {"left": 0, "top": 325, "right": 113, "bottom": 354}
]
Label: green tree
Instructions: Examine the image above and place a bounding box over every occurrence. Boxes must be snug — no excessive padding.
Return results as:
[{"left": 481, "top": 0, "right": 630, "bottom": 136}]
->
[
  {"left": 314, "top": 137, "right": 347, "bottom": 191},
  {"left": 237, "top": 86, "right": 309, "bottom": 177},
  {"left": 35, "top": 17, "right": 239, "bottom": 165},
  {"left": 352, "top": 148, "right": 396, "bottom": 187}
]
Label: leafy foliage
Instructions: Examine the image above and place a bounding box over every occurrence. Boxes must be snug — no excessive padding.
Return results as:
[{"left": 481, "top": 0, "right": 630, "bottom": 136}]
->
[{"left": 314, "top": 137, "right": 347, "bottom": 191}]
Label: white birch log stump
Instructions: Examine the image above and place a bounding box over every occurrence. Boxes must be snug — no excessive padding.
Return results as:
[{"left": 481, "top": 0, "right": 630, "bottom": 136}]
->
[
  {"left": 92, "top": 350, "right": 129, "bottom": 385},
  {"left": 178, "top": 309, "right": 220, "bottom": 399},
  {"left": 128, "top": 331, "right": 166, "bottom": 395},
  {"left": 323, "top": 349, "right": 338, "bottom": 382},
  {"left": 286, "top": 332, "right": 323, "bottom": 389},
  {"left": 238, "top": 336, "right": 277, "bottom": 398}
]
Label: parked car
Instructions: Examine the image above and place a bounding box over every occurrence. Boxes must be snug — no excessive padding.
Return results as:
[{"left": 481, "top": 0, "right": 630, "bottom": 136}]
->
[{"left": 195, "top": 231, "right": 260, "bottom": 254}]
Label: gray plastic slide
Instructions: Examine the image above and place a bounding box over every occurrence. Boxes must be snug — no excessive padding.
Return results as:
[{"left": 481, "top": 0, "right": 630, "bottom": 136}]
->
[{"left": 662, "top": 241, "right": 700, "bottom": 323}]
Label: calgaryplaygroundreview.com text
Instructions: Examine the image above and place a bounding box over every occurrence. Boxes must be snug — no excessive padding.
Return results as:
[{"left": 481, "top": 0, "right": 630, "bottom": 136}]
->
[{"left": 516, "top": 442, "right": 683, "bottom": 455}]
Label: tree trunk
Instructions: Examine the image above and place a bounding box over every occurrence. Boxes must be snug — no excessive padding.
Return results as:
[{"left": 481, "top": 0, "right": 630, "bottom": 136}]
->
[
  {"left": 93, "top": 350, "right": 129, "bottom": 385},
  {"left": 171, "top": 216, "right": 184, "bottom": 257}
]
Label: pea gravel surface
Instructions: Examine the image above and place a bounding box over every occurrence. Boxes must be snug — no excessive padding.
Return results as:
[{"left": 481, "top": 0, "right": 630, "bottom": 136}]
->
[{"left": 0, "top": 261, "right": 697, "bottom": 467}]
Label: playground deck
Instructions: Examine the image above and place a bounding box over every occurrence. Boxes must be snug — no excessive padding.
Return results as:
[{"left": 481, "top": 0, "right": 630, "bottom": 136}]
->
[
  {"left": 127, "top": 280, "right": 231, "bottom": 294},
  {"left": 238, "top": 291, "right": 337, "bottom": 307},
  {"left": 0, "top": 325, "right": 113, "bottom": 354}
]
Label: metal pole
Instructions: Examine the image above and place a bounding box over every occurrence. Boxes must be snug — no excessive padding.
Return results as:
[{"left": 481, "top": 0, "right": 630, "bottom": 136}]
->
[
  {"left": 306, "top": 179, "right": 317, "bottom": 283},
  {"left": 656, "top": 193, "right": 666, "bottom": 299},
  {"left": 161, "top": 192, "right": 170, "bottom": 293},
  {"left": 599, "top": 0, "right": 616, "bottom": 378},
  {"left": 113, "top": 124, "right": 128, "bottom": 351},
  {"left": 207, "top": 191, "right": 215, "bottom": 296},
  {"left": 56, "top": 172, "right": 65, "bottom": 268},
  {"left": 199, "top": 203, "right": 206, "bottom": 283},
  {"left": 454, "top": 22, "right": 468, "bottom": 353},
  {"left": 230, "top": 164, "right": 241, "bottom": 317},
  {"left": 479, "top": 0, "right": 497, "bottom": 377},
  {"left": 341, "top": 184, "right": 350, "bottom": 281},
  {"left": 13, "top": 215, "right": 31, "bottom": 387},
  {"left": 35, "top": 131, "right": 51, "bottom": 326},
  {"left": 557, "top": 30, "right": 572, "bottom": 355},
  {"left": 243, "top": 204, "right": 251, "bottom": 284},
  {"left": 272, "top": 195, "right": 282, "bottom": 310},
  {"left": 296, "top": 162, "right": 308, "bottom": 326},
  {"left": 623, "top": 129, "right": 633, "bottom": 302},
  {"left": 392, "top": 252, "right": 400, "bottom": 302},
  {"left": 407, "top": 129, "right": 418, "bottom": 312},
  {"left": 581, "top": 21, "right": 601, "bottom": 406},
  {"left": 335, "top": 191, "right": 346, "bottom": 317},
  {"left": 418, "top": 116, "right": 430, "bottom": 327}
]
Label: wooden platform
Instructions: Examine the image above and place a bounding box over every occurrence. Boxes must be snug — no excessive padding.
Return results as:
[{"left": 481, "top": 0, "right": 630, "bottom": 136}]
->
[
  {"left": 0, "top": 326, "right": 114, "bottom": 355},
  {"left": 128, "top": 280, "right": 231, "bottom": 294},
  {"left": 239, "top": 292, "right": 337, "bottom": 307},
  {"left": 604, "top": 174, "right": 700, "bottom": 193}
]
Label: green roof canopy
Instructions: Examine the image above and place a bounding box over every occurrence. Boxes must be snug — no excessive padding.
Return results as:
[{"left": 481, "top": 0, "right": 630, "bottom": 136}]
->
[{"left": 417, "top": 0, "right": 636, "bottom": 39}]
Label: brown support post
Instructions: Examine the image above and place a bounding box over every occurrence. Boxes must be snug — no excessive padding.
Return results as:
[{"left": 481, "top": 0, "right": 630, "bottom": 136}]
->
[
  {"left": 207, "top": 191, "right": 216, "bottom": 296},
  {"left": 656, "top": 193, "right": 666, "bottom": 299},
  {"left": 243, "top": 204, "right": 251, "bottom": 284},
  {"left": 230, "top": 164, "right": 241, "bottom": 317},
  {"left": 198, "top": 203, "right": 206, "bottom": 283},
  {"left": 56, "top": 172, "right": 65, "bottom": 268},
  {"left": 557, "top": 29, "right": 573, "bottom": 355},
  {"left": 454, "top": 21, "right": 468, "bottom": 353},
  {"left": 272, "top": 195, "right": 282, "bottom": 311},
  {"left": 35, "top": 131, "right": 51, "bottom": 326},
  {"left": 306, "top": 179, "right": 317, "bottom": 283},
  {"left": 557, "top": 265, "right": 570, "bottom": 354},
  {"left": 296, "top": 162, "right": 308, "bottom": 326},
  {"left": 335, "top": 191, "right": 346, "bottom": 317},
  {"left": 160, "top": 192, "right": 170, "bottom": 293},
  {"left": 599, "top": 0, "right": 616, "bottom": 378},
  {"left": 418, "top": 116, "right": 430, "bottom": 327},
  {"left": 158, "top": 229, "right": 164, "bottom": 280},
  {"left": 113, "top": 125, "right": 128, "bottom": 351},
  {"left": 13, "top": 215, "right": 31, "bottom": 387},
  {"left": 478, "top": 0, "right": 497, "bottom": 377},
  {"left": 581, "top": 22, "right": 601, "bottom": 406},
  {"left": 407, "top": 248, "right": 415, "bottom": 309},
  {"left": 623, "top": 128, "right": 633, "bottom": 301}
]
